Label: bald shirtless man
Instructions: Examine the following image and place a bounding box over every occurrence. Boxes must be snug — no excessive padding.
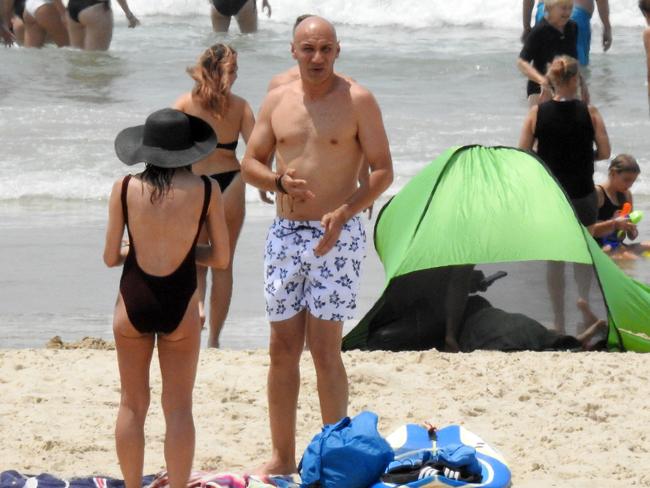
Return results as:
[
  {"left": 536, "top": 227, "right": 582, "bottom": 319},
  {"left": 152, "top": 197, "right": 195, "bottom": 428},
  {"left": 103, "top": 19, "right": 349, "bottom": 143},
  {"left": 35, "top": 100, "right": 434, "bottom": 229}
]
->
[
  {"left": 522, "top": 0, "right": 611, "bottom": 65},
  {"left": 241, "top": 16, "right": 393, "bottom": 475},
  {"left": 259, "top": 13, "right": 374, "bottom": 216}
]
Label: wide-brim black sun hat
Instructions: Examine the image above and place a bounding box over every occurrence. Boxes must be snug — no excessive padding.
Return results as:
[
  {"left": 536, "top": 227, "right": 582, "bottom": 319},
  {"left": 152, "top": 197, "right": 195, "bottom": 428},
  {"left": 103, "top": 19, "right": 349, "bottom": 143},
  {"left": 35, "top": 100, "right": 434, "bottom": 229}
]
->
[{"left": 115, "top": 108, "right": 217, "bottom": 168}]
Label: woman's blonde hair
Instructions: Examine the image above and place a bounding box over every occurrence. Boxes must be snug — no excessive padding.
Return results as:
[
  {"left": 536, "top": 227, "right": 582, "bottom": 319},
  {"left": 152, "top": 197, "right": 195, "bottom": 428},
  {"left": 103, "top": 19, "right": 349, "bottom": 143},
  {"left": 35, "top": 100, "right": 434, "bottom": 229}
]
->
[
  {"left": 187, "top": 43, "right": 237, "bottom": 119},
  {"left": 546, "top": 55, "right": 579, "bottom": 87}
]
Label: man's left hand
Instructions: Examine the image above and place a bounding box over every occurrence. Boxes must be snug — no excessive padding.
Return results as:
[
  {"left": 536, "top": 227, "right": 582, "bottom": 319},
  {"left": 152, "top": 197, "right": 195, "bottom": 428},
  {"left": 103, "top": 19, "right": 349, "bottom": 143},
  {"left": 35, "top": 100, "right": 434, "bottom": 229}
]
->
[
  {"left": 315, "top": 206, "right": 350, "bottom": 257},
  {"left": 603, "top": 26, "right": 612, "bottom": 51}
]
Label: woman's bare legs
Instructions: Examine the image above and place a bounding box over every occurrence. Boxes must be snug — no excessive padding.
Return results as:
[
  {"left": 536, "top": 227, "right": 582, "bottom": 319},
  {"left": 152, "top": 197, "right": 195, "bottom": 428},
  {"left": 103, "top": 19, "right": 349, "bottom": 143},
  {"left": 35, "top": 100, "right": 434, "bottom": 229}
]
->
[
  {"left": 78, "top": 3, "right": 112, "bottom": 50},
  {"left": 22, "top": 10, "right": 46, "bottom": 47},
  {"left": 23, "top": 3, "right": 68, "bottom": 47},
  {"left": 574, "top": 262, "right": 598, "bottom": 331},
  {"left": 113, "top": 296, "right": 155, "bottom": 488},
  {"left": 234, "top": 0, "right": 257, "bottom": 33},
  {"left": 210, "top": 4, "right": 231, "bottom": 32},
  {"left": 547, "top": 260, "right": 566, "bottom": 334},
  {"left": 66, "top": 11, "right": 85, "bottom": 48},
  {"left": 208, "top": 175, "right": 245, "bottom": 348},
  {"left": 11, "top": 16, "right": 25, "bottom": 44},
  {"left": 114, "top": 293, "right": 202, "bottom": 488},
  {"left": 157, "top": 296, "right": 202, "bottom": 488}
]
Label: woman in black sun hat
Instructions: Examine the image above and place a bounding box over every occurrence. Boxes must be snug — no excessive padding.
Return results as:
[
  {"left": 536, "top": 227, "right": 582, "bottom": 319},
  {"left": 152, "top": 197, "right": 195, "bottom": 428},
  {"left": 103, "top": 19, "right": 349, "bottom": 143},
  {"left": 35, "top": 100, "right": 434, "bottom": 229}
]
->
[{"left": 104, "top": 108, "right": 230, "bottom": 488}]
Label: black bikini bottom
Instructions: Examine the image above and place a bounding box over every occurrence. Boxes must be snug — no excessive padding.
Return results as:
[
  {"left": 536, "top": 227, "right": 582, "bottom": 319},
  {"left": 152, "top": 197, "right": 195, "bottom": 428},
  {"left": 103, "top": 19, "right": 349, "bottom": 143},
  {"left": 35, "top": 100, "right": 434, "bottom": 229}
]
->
[
  {"left": 210, "top": 169, "right": 240, "bottom": 192},
  {"left": 67, "top": 0, "right": 109, "bottom": 23},
  {"left": 211, "top": 0, "right": 248, "bottom": 16},
  {"left": 14, "top": 0, "right": 26, "bottom": 18}
]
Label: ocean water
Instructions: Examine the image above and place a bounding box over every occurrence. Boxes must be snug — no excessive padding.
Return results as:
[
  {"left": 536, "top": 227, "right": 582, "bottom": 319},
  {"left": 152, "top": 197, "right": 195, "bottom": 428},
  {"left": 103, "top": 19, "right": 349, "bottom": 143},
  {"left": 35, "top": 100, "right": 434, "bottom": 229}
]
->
[{"left": 1, "top": 0, "right": 650, "bottom": 347}]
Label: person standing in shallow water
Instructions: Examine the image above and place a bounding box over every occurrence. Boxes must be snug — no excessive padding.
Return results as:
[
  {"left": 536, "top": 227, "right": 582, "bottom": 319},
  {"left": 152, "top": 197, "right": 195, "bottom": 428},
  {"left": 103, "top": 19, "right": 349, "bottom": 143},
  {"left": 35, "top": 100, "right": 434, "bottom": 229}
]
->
[
  {"left": 104, "top": 108, "right": 229, "bottom": 488},
  {"left": 174, "top": 44, "right": 255, "bottom": 348},
  {"left": 66, "top": 0, "right": 139, "bottom": 51},
  {"left": 518, "top": 0, "right": 581, "bottom": 106},
  {"left": 519, "top": 55, "right": 610, "bottom": 335},
  {"left": 210, "top": 0, "right": 271, "bottom": 34},
  {"left": 21, "top": 0, "right": 68, "bottom": 48},
  {"left": 242, "top": 16, "right": 393, "bottom": 475},
  {"left": 522, "top": 0, "right": 611, "bottom": 65}
]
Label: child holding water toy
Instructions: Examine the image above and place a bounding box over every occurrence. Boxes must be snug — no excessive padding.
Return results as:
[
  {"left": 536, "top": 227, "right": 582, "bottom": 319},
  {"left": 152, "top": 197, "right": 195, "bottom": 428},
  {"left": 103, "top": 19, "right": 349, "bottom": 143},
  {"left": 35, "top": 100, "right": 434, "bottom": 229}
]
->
[{"left": 592, "top": 154, "right": 650, "bottom": 259}]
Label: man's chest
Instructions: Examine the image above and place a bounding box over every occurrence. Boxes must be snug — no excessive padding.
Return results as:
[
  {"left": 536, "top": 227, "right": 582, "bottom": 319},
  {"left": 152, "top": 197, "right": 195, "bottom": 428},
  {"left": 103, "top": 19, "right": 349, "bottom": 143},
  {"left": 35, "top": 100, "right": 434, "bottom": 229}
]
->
[{"left": 272, "top": 98, "right": 357, "bottom": 146}]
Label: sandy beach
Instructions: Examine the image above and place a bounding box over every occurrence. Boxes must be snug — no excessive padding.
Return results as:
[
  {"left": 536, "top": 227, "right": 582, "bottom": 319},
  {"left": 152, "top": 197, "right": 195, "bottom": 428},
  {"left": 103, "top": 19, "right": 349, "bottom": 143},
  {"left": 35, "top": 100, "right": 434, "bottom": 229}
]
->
[{"left": 1, "top": 345, "right": 649, "bottom": 487}]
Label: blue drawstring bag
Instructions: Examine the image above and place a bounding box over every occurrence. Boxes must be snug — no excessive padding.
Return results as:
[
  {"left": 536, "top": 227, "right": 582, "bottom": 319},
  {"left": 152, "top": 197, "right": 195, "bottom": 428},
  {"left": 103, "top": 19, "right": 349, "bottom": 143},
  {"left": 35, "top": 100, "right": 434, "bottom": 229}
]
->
[{"left": 299, "top": 411, "right": 394, "bottom": 488}]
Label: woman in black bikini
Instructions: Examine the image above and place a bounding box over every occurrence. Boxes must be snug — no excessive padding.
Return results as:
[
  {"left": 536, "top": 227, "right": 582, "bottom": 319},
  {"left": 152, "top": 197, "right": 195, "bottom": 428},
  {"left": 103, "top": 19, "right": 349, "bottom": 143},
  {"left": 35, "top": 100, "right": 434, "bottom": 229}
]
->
[
  {"left": 174, "top": 44, "right": 254, "bottom": 348},
  {"left": 66, "top": 0, "right": 138, "bottom": 51},
  {"left": 210, "top": 0, "right": 271, "bottom": 33},
  {"left": 104, "top": 108, "right": 229, "bottom": 488}
]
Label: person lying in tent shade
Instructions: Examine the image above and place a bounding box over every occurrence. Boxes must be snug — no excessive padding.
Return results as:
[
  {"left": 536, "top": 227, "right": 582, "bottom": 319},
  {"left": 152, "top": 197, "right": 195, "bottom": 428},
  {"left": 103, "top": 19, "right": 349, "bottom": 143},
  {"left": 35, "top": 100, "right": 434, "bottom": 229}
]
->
[{"left": 366, "top": 266, "right": 607, "bottom": 353}]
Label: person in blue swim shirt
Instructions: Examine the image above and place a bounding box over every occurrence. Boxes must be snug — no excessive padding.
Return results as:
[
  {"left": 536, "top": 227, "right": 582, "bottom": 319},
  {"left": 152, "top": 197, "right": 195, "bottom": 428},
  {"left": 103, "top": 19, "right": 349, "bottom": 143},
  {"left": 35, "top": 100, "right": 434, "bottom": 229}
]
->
[{"left": 522, "top": 0, "right": 612, "bottom": 65}]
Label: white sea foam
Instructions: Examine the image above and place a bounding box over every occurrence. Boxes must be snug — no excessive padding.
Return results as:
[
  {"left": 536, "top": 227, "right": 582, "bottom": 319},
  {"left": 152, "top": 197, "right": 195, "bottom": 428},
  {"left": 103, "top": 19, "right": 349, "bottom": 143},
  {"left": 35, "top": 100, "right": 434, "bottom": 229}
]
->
[
  {"left": 1, "top": 0, "right": 648, "bottom": 203},
  {"left": 132, "top": 0, "right": 645, "bottom": 28}
]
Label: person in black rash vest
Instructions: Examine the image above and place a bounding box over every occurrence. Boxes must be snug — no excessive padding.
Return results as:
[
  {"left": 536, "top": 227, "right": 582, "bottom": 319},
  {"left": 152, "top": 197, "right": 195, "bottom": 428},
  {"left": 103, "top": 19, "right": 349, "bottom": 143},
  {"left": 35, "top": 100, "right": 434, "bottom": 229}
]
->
[
  {"left": 210, "top": 0, "right": 271, "bottom": 33},
  {"left": 517, "top": 0, "right": 578, "bottom": 106},
  {"left": 519, "top": 54, "right": 610, "bottom": 335}
]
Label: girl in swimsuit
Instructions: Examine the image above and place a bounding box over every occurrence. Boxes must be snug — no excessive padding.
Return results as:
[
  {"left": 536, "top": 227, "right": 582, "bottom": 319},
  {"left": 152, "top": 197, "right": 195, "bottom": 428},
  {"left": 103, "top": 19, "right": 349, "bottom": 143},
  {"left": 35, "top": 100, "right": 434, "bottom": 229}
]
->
[
  {"left": 66, "top": 0, "right": 139, "bottom": 51},
  {"left": 173, "top": 44, "right": 255, "bottom": 348},
  {"left": 592, "top": 154, "right": 649, "bottom": 259},
  {"left": 104, "top": 108, "right": 229, "bottom": 488}
]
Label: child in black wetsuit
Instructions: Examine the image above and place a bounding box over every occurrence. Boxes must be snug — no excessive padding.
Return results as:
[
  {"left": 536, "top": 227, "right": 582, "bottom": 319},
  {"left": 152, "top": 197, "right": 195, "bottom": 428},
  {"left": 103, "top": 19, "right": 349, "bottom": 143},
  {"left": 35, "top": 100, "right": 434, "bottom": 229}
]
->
[
  {"left": 518, "top": 0, "right": 578, "bottom": 106},
  {"left": 592, "top": 154, "right": 650, "bottom": 259}
]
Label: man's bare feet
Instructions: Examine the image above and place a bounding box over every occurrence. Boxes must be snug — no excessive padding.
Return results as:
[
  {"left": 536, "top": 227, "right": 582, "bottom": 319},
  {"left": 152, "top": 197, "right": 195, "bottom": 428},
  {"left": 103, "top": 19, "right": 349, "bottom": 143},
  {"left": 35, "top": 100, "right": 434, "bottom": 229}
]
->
[{"left": 252, "top": 458, "right": 298, "bottom": 477}]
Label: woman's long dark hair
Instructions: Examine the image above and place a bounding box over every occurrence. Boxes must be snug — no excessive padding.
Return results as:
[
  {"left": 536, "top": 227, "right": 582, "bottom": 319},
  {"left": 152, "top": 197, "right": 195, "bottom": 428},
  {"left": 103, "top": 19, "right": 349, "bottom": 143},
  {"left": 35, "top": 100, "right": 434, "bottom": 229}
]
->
[{"left": 140, "top": 164, "right": 192, "bottom": 203}]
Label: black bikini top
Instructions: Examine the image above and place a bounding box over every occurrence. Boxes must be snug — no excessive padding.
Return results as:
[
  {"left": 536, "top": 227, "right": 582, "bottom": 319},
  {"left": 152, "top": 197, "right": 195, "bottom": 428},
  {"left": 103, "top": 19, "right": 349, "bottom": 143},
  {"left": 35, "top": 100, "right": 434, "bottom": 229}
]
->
[{"left": 216, "top": 140, "right": 238, "bottom": 151}]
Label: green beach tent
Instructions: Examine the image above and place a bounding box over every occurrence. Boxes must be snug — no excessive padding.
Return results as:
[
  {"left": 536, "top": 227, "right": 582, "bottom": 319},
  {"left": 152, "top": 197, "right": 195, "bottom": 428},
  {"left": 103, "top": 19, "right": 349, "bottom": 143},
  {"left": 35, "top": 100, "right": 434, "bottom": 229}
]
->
[{"left": 342, "top": 145, "right": 650, "bottom": 352}]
